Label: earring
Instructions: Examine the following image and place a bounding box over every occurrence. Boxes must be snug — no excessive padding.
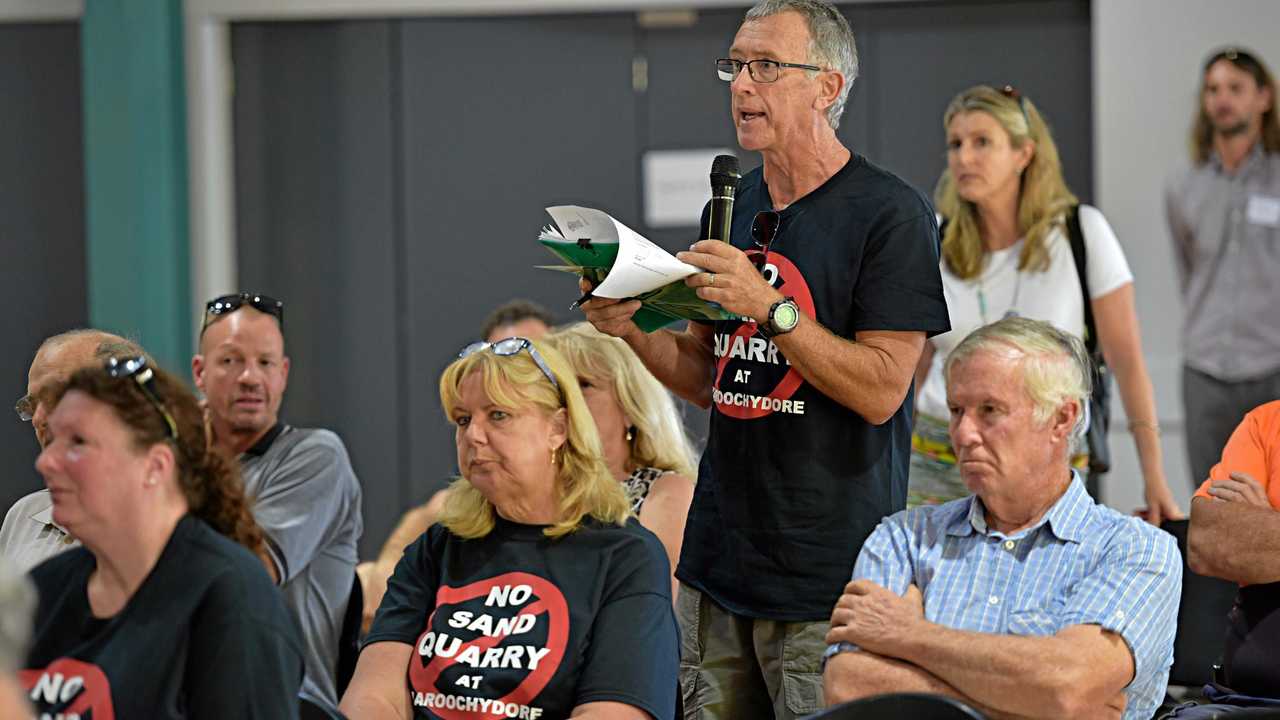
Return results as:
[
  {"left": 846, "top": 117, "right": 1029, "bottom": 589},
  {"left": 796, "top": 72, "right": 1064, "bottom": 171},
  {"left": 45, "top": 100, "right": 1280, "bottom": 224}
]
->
[
  {"left": 625, "top": 426, "right": 635, "bottom": 442},
  {"left": 145, "top": 476, "right": 158, "bottom": 487},
  {"left": 550, "top": 447, "right": 559, "bottom": 466}
]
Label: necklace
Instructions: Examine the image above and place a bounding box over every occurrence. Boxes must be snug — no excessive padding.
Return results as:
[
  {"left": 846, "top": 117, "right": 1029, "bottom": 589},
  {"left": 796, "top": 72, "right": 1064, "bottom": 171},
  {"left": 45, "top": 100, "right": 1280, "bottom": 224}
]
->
[{"left": 976, "top": 247, "right": 1024, "bottom": 324}]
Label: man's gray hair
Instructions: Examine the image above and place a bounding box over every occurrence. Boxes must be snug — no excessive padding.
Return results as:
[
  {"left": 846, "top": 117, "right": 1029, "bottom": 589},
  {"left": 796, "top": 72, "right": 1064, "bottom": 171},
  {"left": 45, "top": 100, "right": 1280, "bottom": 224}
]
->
[
  {"left": 745, "top": 0, "right": 859, "bottom": 130},
  {"left": 944, "top": 317, "right": 1093, "bottom": 442}
]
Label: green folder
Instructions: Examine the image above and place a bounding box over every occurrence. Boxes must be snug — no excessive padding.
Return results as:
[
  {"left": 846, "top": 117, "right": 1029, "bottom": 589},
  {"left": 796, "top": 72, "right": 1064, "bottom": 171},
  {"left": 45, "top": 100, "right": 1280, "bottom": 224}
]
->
[{"left": 538, "top": 234, "right": 730, "bottom": 333}]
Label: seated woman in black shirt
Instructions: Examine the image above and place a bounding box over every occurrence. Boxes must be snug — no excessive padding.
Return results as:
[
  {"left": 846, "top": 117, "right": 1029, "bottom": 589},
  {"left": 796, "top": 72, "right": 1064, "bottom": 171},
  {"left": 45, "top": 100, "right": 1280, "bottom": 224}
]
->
[
  {"left": 22, "top": 357, "right": 304, "bottom": 719},
  {"left": 341, "top": 337, "right": 679, "bottom": 720}
]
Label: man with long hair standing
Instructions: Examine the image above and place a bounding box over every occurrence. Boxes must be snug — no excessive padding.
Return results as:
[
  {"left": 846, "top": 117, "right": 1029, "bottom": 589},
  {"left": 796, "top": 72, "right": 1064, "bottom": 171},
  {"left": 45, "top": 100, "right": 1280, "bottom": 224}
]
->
[{"left": 1166, "top": 48, "right": 1280, "bottom": 489}]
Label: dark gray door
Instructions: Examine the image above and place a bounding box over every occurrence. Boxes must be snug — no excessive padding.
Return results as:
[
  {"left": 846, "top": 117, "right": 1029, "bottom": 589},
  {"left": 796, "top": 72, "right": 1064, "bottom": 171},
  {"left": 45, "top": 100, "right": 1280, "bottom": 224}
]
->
[{"left": 0, "top": 23, "right": 85, "bottom": 516}]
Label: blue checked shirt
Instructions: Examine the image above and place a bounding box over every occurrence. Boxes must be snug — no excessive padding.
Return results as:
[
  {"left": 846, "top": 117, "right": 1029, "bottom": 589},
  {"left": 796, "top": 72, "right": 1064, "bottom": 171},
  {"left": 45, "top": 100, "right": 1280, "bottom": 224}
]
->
[{"left": 827, "top": 475, "right": 1181, "bottom": 720}]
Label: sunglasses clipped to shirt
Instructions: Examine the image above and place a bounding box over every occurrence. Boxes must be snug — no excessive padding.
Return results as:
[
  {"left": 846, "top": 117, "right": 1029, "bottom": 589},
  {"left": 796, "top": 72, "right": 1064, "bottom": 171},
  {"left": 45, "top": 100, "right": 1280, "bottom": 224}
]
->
[
  {"left": 457, "top": 337, "right": 560, "bottom": 393},
  {"left": 105, "top": 355, "right": 180, "bottom": 440},
  {"left": 200, "top": 292, "right": 285, "bottom": 337}
]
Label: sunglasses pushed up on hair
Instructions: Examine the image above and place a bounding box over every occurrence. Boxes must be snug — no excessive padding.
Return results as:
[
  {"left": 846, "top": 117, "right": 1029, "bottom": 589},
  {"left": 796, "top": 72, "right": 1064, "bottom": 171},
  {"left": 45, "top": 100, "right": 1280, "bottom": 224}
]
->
[{"left": 200, "top": 292, "right": 284, "bottom": 337}]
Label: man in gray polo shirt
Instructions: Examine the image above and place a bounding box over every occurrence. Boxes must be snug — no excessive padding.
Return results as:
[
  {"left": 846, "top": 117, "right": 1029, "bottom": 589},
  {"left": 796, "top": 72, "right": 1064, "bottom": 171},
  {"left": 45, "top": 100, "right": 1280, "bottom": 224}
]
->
[
  {"left": 2, "top": 330, "right": 145, "bottom": 572},
  {"left": 193, "top": 293, "right": 363, "bottom": 715},
  {"left": 1166, "top": 47, "right": 1280, "bottom": 487}
]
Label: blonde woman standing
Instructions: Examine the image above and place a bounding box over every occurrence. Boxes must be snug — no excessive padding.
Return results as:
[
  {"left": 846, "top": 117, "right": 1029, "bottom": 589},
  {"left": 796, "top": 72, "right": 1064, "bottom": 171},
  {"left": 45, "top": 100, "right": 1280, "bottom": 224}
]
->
[{"left": 910, "top": 84, "right": 1182, "bottom": 524}]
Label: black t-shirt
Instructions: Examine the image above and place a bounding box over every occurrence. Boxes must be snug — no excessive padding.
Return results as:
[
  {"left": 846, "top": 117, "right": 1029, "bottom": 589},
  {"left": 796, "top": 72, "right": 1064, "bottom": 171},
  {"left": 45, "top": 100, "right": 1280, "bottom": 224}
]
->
[
  {"left": 22, "top": 515, "right": 305, "bottom": 720},
  {"left": 678, "top": 155, "right": 950, "bottom": 621},
  {"left": 365, "top": 515, "right": 679, "bottom": 720}
]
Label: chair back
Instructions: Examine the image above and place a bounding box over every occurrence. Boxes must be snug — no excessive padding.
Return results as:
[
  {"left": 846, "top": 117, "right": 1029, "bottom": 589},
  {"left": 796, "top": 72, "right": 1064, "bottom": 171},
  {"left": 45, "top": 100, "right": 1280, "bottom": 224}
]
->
[
  {"left": 335, "top": 570, "right": 364, "bottom": 698},
  {"left": 1162, "top": 519, "right": 1240, "bottom": 687},
  {"left": 804, "top": 692, "right": 986, "bottom": 719}
]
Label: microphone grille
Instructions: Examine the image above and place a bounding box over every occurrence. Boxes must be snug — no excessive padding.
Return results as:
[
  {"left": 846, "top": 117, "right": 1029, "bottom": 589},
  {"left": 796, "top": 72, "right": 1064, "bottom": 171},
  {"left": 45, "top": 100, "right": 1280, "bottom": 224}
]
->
[{"left": 711, "top": 154, "right": 740, "bottom": 179}]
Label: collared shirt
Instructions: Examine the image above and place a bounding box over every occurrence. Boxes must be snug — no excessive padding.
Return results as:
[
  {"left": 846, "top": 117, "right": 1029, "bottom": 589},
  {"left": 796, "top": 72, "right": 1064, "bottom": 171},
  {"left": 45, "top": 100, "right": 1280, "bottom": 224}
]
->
[
  {"left": 0, "top": 489, "right": 79, "bottom": 573},
  {"left": 827, "top": 475, "right": 1181, "bottom": 720},
  {"left": 1166, "top": 144, "right": 1280, "bottom": 380}
]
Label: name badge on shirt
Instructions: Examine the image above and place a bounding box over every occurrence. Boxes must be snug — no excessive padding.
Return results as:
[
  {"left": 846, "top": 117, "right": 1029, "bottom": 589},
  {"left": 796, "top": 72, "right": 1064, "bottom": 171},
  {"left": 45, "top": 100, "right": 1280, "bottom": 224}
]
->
[{"left": 1246, "top": 194, "right": 1280, "bottom": 228}]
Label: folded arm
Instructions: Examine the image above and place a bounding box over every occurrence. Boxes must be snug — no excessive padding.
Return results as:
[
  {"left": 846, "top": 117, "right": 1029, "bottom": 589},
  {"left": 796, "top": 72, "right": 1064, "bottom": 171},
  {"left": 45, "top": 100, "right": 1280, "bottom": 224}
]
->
[{"left": 1189, "top": 495, "right": 1280, "bottom": 584}]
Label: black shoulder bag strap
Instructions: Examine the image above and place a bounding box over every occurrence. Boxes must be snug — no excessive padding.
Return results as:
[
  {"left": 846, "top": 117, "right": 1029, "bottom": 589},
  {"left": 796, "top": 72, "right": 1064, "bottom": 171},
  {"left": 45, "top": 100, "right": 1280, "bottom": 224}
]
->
[
  {"left": 1065, "top": 205, "right": 1095, "bottom": 354},
  {"left": 1065, "top": 204, "right": 1112, "bottom": 475}
]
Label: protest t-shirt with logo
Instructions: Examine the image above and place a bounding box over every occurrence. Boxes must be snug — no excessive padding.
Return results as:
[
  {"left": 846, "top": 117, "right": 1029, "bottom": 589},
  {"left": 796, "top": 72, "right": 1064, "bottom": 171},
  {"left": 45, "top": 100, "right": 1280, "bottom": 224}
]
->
[
  {"left": 22, "top": 515, "right": 305, "bottom": 719},
  {"left": 678, "top": 155, "right": 951, "bottom": 621},
  {"left": 365, "top": 515, "right": 679, "bottom": 720}
]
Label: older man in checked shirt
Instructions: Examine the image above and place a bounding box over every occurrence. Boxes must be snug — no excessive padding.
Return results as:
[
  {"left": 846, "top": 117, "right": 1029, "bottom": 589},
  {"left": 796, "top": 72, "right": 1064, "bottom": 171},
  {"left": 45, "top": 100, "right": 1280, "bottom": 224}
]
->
[{"left": 823, "top": 317, "right": 1180, "bottom": 720}]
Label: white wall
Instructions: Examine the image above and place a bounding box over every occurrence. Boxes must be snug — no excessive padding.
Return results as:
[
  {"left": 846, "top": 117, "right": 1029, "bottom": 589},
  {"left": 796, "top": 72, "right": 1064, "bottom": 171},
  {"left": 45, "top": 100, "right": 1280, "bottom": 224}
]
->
[{"left": 1094, "top": 0, "right": 1280, "bottom": 514}]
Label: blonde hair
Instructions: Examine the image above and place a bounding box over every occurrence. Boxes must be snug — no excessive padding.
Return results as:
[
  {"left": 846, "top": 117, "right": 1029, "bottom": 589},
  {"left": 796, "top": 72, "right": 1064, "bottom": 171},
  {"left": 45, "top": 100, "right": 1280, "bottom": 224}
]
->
[
  {"left": 544, "top": 323, "right": 697, "bottom": 478},
  {"left": 935, "top": 85, "right": 1078, "bottom": 280},
  {"left": 437, "top": 339, "right": 631, "bottom": 539},
  {"left": 944, "top": 317, "right": 1092, "bottom": 443}
]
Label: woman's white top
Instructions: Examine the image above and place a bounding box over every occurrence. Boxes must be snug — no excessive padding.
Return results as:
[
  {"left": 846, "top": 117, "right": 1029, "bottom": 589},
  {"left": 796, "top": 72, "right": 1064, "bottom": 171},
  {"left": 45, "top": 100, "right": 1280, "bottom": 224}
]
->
[{"left": 918, "top": 204, "right": 1134, "bottom": 421}]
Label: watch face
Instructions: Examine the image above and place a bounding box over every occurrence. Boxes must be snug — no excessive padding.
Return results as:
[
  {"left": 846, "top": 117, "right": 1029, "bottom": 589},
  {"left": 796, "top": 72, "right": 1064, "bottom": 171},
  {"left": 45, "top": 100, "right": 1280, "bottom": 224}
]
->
[{"left": 774, "top": 302, "right": 799, "bottom": 330}]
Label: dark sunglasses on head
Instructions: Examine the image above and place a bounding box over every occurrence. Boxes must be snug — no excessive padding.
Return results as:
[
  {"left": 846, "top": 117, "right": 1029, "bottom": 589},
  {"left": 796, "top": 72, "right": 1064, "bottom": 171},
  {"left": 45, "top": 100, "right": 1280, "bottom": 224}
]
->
[
  {"left": 201, "top": 292, "right": 285, "bottom": 337},
  {"left": 750, "top": 210, "right": 782, "bottom": 271},
  {"left": 105, "top": 356, "right": 179, "bottom": 440},
  {"left": 998, "top": 84, "right": 1031, "bottom": 126},
  {"left": 458, "top": 337, "right": 560, "bottom": 393},
  {"left": 1204, "top": 47, "right": 1265, "bottom": 73}
]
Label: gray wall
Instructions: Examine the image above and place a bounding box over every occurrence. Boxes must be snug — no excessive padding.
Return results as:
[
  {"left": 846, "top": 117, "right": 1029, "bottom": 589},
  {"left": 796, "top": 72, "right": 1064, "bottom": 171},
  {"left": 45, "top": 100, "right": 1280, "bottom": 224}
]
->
[
  {"left": 1095, "top": 0, "right": 1280, "bottom": 514},
  {"left": 231, "top": 0, "right": 1091, "bottom": 559},
  {"left": 0, "top": 22, "right": 86, "bottom": 516}
]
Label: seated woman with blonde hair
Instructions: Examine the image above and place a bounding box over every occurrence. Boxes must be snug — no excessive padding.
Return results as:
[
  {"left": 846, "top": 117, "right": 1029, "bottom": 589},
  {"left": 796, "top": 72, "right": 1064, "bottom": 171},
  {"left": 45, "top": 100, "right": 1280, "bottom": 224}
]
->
[
  {"left": 23, "top": 357, "right": 303, "bottom": 719},
  {"left": 341, "top": 337, "right": 679, "bottom": 720},
  {"left": 544, "top": 322, "right": 696, "bottom": 600}
]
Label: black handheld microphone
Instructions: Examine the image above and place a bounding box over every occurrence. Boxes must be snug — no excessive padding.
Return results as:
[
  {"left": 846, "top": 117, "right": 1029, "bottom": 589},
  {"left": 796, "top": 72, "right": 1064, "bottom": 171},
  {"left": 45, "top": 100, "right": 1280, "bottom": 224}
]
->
[{"left": 704, "top": 154, "right": 740, "bottom": 242}]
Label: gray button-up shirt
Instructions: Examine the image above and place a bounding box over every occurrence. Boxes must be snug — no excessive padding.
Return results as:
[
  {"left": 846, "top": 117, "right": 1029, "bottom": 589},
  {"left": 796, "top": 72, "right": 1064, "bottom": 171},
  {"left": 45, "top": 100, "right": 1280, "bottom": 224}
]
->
[{"left": 1166, "top": 144, "right": 1280, "bottom": 381}]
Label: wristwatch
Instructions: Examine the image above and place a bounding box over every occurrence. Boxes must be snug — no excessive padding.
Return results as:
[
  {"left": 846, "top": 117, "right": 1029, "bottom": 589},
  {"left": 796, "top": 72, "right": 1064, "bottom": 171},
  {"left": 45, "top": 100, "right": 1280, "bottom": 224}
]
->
[{"left": 759, "top": 297, "right": 800, "bottom": 339}]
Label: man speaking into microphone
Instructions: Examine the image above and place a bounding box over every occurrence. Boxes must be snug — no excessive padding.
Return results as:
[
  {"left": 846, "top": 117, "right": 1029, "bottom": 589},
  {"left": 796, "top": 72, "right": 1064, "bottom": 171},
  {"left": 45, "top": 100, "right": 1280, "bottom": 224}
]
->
[{"left": 580, "top": 2, "right": 948, "bottom": 718}]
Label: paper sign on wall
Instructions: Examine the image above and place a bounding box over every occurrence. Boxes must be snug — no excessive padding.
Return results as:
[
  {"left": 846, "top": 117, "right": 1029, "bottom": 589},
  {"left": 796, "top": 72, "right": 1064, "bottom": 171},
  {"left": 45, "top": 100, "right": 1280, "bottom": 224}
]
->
[{"left": 642, "top": 148, "right": 737, "bottom": 229}]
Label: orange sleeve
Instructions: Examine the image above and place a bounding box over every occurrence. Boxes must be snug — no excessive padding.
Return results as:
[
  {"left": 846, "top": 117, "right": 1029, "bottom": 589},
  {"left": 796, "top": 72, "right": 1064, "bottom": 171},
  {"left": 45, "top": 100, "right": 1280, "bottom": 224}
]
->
[{"left": 1194, "top": 401, "right": 1280, "bottom": 504}]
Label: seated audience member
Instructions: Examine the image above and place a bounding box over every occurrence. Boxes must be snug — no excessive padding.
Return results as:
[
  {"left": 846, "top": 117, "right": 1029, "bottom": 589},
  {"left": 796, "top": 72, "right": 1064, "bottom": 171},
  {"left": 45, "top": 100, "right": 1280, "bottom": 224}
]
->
[
  {"left": 0, "top": 560, "right": 35, "bottom": 718},
  {"left": 193, "top": 292, "right": 363, "bottom": 715},
  {"left": 545, "top": 322, "right": 696, "bottom": 599},
  {"left": 357, "top": 299, "right": 557, "bottom": 629},
  {"left": 2, "top": 330, "right": 146, "bottom": 571},
  {"left": 480, "top": 299, "right": 555, "bottom": 344},
  {"left": 824, "top": 317, "right": 1181, "bottom": 720},
  {"left": 1184, "top": 400, "right": 1280, "bottom": 710},
  {"left": 340, "top": 337, "right": 678, "bottom": 719},
  {"left": 23, "top": 357, "right": 303, "bottom": 719}
]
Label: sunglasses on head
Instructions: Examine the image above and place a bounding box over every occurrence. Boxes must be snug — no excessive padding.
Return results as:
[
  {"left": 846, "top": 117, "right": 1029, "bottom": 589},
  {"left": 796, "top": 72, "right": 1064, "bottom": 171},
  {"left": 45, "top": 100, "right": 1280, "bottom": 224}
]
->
[
  {"left": 751, "top": 210, "right": 782, "bottom": 271},
  {"left": 458, "top": 337, "right": 560, "bottom": 393},
  {"left": 998, "top": 84, "right": 1031, "bottom": 126},
  {"left": 105, "top": 356, "right": 179, "bottom": 440},
  {"left": 1205, "top": 47, "right": 1265, "bottom": 73},
  {"left": 201, "top": 292, "right": 284, "bottom": 337}
]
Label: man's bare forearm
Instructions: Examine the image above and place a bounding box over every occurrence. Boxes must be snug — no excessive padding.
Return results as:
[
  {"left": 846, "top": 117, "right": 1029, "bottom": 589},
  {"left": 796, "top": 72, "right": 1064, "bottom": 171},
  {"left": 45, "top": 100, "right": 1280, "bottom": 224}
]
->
[
  {"left": 622, "top": 325, "right": 715, "bottom": 408},
  {"left": 823, "top": 650, "right": 1053, "bottom": 720},
  {"left": 889, "top": 624, "right": 1126, "bottom": 718},
  {"left": 1189, "top": 497, "right": 1280, "bottom": 584},
  {"left": 773, "top": 322, "right": 923, "bottom": 424}
]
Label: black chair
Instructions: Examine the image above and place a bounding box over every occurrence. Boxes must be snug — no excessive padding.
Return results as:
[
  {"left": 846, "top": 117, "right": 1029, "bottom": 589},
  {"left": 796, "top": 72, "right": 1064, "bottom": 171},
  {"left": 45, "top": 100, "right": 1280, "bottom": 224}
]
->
[
  {"left": 335, "top": 570, "right": 364, "bottom": 698},
  {"left": 1161, "top": 519, "right": 1239, "bottom": 687},
  {"left": 803, "top": 693, "right": 987, "bottom": 719}
]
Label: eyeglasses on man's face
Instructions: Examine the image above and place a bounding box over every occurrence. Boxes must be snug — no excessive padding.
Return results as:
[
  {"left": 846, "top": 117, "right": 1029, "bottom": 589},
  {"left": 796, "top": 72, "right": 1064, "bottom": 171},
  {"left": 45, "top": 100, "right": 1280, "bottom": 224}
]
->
[{"left": 716, "top": 58, "right": 823, "bottom": 84}]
